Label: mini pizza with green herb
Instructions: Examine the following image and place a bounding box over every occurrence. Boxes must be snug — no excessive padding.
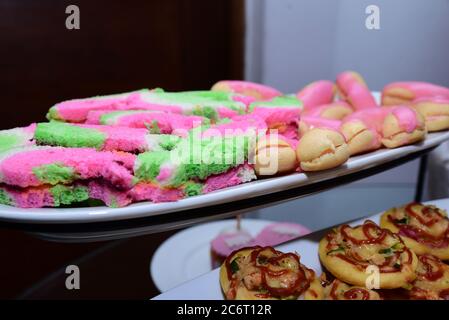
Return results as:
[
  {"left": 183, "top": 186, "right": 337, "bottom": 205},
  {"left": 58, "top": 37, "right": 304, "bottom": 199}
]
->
[
  {"left": 380, "top": 203, "right": 449, "bottom": 260},
  {"left": 220, "top": 246, "right": 319, "bottom": 300},
  {"left": 319, "top": 220, "right": 418, "bottom": 289}
]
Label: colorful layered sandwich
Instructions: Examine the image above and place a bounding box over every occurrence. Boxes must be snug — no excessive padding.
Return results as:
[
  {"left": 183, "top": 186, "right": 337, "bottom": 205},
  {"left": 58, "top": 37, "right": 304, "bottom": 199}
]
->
[
  {"left": 47, "top": 89, "right": 249, "bottom": 123},
  {"left": 0, "top": 146, "right": 136, "bottom": 189},
  {"left": 248, "top": 96, "right": 302, "bottom": 137},
  {"left": 85, "top": 110, "right": 207, "bottom": 134},
  {"left": 34, "top": 122, "right": 180, "bottom": 152},
  {"left": 0, "top": 124, "right": 36, "bottom": 152},
  {"left": 134, "top": 133, "right": 256, "bottom": 193}
]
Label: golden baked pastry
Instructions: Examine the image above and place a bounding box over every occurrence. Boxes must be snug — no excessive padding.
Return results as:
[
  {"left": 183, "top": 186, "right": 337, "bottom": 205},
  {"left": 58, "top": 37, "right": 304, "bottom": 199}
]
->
[
  {"left": 380, "top": 202, "right": 449, "bottom": 260},
  {"left": 409, "top": 254, "right": 449, "bottom": 300},
  {"left": 220, "top": 246, "right": 318, "bottom": 300},
  {"left": 319, "top": 220, "right": 418, "bottom": 289}
]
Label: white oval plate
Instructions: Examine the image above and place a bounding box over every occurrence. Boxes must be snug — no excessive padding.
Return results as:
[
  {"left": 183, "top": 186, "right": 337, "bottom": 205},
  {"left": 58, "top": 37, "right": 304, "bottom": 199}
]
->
[
  {"left": 1, "top": 131, "right": 447, "bottom": 224},
  {"left": 153, "top": 198, "right": 449, "bottom": 300},
  {"left": 1, "top": 91, "right": 449, "bottom": 224}
]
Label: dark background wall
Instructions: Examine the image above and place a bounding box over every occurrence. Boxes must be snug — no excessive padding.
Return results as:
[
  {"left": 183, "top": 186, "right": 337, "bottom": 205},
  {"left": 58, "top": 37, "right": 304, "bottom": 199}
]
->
[
  {"left": 0, "top": 0, "right": 244, "bottom": 299},
  {"left": 0, "top": 0, "right": 244, "bottom": 128}
]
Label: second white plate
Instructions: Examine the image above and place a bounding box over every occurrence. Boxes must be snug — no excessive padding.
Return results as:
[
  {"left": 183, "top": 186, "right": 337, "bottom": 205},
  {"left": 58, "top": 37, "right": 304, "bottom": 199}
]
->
[{"left": 150, "top": 219, "right": 276, "bottom": 293}]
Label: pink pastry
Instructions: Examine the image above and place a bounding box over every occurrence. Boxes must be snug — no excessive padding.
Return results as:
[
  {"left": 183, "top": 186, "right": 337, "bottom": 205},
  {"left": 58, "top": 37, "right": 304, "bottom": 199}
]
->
[
  {"left": 336, "top": 71, "right": 377, "bottom": 110},
  {"left": 340, "top": 108, "right": 390, "bottom": 155},
  {"left": 412, "top": 96, "right": 449, "bottom": 132},
  {"left": 211, "top": 80, "right": 282, "bottom": 101},
  {"left": 298, "top": 116, "right": 341, "bottom": 138},
  {"left": 296, "top": 80, "right": 336, "bottom": 110},
  {"left": 343, "top": 108, "right": 391, "bottom": 133},
  {"left": 336, "top": 71, "right": 367, "bottom": 98},
  {"left": 381, "top": 105, "right": 427, "bottom": 148},
  {"left": 255, "top": 222, "right": 311, "bottom": 247},
  {"left": 382, "top": 81, "right": 449, "bottom": 106},
  {"left": 301, "top": 101, "right": 353, "bottom": 120}
]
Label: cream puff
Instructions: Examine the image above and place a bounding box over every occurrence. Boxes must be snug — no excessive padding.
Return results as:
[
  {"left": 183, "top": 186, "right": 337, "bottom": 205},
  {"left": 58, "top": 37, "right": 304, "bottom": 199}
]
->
[
  {"left": 319, "top": 220, "right": 418, "bottom": 289},
  {"left": 340, "top": 108, "right": 390, "bottom": 155},
  {"left": 381, "top": 106, "right": 426, "bottom": 148},
  {"left": 220, "top": 246, "right": 319, "bottom": 300},
  {"left": 380, "top": 203, "right": 449, "bottom": 260},
  {"left": 382, "top": 81, "right": 449, "bottom": 106},
  {"left": 254, "top": 134, "right": 297, "bottom": 176},
  {"left": 296, "top": 128, "right": 349, "bottom": 171},
  {"left": 412, "top": 97, "right": 449, "bottom": 132}
]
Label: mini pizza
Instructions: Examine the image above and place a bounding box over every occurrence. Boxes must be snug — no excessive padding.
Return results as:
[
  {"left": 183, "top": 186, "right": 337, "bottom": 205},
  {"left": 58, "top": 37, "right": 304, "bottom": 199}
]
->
[
  {"left": 319, "top": 220, "right": 418, "bottom": 289},
  {"left": 308, "top": 275, "right": 381, "bottom": 300},
  {"left": 409, "top": 254, "right": 449, "bottom": 300},
  {"left": 220, "top": 246, "right": 319, "bottom": 300},
  {"left": 380, "top": 203, "right": 449, "bottom": 260}
]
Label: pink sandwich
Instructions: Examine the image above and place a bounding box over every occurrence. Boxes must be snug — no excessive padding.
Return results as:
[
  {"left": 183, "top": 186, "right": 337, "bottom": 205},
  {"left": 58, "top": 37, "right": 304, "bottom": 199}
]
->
[
  {"left": 48, "top": 89, "right": 248, "bottom": 123},
  {"left": 86, "top": 110, "right": 206, "bottom": 135},
  {"left": 202, "top": 115, "right": 267, "bottom": 138},
  {"left": 88, "top": 180, "right": 185, "bottom": 207},
  {"left": 0, "top": 146, "right": 136, "bottom": 189},
  {"left": 0, "top": 123, "right": 36, "bottom": 152},
  {"left": 210, "top": 229, "right": 258, "bottom": 268},
  {"left": 203, "top": 164, "right": 256, "bottom": 193},
  {"left": 34, "top": 122, "right": 180, "bottom": 153},
  {"left": 255, "top": 222, "right": 311, "bottom": 247}
]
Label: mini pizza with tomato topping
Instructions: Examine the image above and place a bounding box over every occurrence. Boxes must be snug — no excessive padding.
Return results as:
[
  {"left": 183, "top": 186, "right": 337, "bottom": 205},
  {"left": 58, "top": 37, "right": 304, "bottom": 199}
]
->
[
  {"left": 220, "top": 246, "right": 319, "bottom": 300},
  {"left": 319, "top": 220, "right": 418, "bottom": 289},
  {"left": 380, "top": 202, "right": 449, "bottom": 260},
  {"left": 308, "top": 275, "right": 381, "bottom": 300},
  {"left": 409, "top": 254, "right": 449, "bottom": 300}
]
